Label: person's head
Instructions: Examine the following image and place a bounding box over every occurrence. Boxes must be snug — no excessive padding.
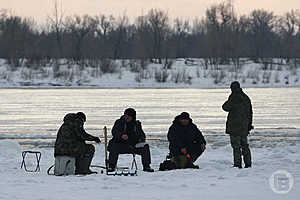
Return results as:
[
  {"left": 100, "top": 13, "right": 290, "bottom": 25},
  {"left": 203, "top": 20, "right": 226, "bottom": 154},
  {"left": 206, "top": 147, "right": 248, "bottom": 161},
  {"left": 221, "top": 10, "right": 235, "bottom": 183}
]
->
[
  {"left": 230, "top": 81, "right": 241, "bottom": 93},
  {"left": 63, "top": 113, "right": 77, "bottom": 123},
  {"left": 76, "top": 112, "right": 86, "bottom": 123},
  {"left": 178, "top": 112, "right": 190, "bottom": 126},
  {"left": 124, "top": 108, "right": 136, "bottom": 122}
]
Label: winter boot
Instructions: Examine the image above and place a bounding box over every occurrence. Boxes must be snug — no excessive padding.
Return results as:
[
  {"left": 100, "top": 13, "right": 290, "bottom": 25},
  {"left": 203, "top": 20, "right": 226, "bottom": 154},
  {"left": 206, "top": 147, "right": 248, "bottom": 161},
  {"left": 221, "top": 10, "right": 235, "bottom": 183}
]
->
[
  {"left": 143, "top": 166, "right": 154, "bottom": 172},
  {"left": 233, "top": 164, "right": 242, "bottom": 169},
  {"left": 107, "top": 167, "right": 116, "bottom": 172},
  {"left": 189, "top": 164, "right": 200, "bottom": 169},
  {"left": 75, "top": 154, "right": 94, "bottom": 175}
]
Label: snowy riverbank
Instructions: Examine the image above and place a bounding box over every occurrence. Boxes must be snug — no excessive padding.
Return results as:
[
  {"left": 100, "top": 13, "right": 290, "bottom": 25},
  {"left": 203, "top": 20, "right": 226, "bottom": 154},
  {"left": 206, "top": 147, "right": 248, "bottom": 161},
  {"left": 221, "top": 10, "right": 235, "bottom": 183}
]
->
[
  {"left": 0, "top": 138, "right": 299, "bottom": 200},
  {"left": 0, "top": 58, "right": 299, "bottom": 88}
]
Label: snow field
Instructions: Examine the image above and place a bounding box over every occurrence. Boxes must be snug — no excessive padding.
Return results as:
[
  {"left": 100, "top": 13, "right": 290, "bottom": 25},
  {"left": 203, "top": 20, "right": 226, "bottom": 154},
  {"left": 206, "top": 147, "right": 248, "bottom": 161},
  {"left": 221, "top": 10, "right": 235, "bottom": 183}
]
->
[{"left": 0, "top": 139, "right": 299, "bottom": 200}]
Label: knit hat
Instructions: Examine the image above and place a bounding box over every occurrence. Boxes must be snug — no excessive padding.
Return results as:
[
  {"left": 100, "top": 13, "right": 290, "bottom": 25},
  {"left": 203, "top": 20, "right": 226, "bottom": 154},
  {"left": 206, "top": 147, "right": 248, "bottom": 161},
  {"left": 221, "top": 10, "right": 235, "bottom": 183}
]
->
[
  {"left": 230, "top": 81, "right": 241, "bottom": 89},
  {"left": 76, "top": 112, "right": 86, "bottom": 122},
  {"left": 124, "top": 108, "right": 136, "bottom": 118},
  {"left": 179, "top": 112, "right": 190, "bottom": 120}
]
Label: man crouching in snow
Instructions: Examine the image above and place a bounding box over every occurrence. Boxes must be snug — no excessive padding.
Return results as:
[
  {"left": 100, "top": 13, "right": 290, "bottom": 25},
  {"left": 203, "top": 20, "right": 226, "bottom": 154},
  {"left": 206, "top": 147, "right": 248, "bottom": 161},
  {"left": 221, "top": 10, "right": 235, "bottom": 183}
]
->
[
  {"left": 54, "top": 112, "right": 101, "bottom": 175},
  {"left": 167, "top": 112, "right": 206, "bottom": 169},
  {"left": 107, "top": 108, "right": 154, "bottom": 172}
]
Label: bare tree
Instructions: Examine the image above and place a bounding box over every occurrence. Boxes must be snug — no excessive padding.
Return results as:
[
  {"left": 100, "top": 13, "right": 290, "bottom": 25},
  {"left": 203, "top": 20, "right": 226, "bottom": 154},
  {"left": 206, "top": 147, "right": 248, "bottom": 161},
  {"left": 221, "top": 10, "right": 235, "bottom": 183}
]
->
[
  {"left": 147, "top": 9, "right": 170, "bottom": 64},
  {"left": 0, "top": 11, "right": 35, "bottom": 67},
  {"left": 109, "top": 15, "right": 129, "bottom": 59},
  {"left": 173, "top": 18, "right": 190, "bottom": 58},
  {"left": 47, "top": 0, "right": 64, "bottom": 58},
  {"left": 65, "top": 15, "right": 96, "bottom": 61},
  {"left": 135, "top": 15, "right": 152, "bottom": 60},
  {"left": 249, "top": 9, "right": 277, "bottom": 61},
  {"left": 279, "top": 10, "right": 300, "bottom": 60},
  {"left": 94, "top": 14, "right": 114, "bottom": 38},
  {"left": 0, "top": 5, "right": 300, "bottom": 65},
  {"left": 93, "top": 14, "right": 115, "bottom": 58}
]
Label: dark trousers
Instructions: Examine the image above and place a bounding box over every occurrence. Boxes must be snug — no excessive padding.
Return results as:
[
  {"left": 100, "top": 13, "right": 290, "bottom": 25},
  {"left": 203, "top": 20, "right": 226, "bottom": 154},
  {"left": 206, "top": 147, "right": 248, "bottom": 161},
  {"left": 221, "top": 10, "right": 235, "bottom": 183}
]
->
[
  {"left": 230, "top": 135, "right": 252, "bottom": 167},
  {"left": 75, "top": 144, "right": 95, "bottom": 174},
  {"left": 108, "top": 143, "right": 151, "bottom": 169}
]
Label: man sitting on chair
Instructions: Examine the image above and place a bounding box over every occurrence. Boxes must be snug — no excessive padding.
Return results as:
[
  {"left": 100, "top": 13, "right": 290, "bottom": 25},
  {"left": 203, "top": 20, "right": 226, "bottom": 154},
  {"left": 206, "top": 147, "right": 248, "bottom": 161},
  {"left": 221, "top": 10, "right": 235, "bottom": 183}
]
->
[
  {"left": 54, "top": 112, "right": 101, "bottom": 175},
  {"left": 108, "top": 108, "right": 154, "bottom": 172}
]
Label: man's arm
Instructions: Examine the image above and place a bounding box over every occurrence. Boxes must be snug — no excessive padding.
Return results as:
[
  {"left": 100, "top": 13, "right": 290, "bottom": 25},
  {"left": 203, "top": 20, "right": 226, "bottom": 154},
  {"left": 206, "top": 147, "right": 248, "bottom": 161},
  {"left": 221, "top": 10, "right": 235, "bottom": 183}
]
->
[
  {"left": 79, "top": 126, "right": 98, "bottom": 141},
  {"left": 136, "top": 121, "right": 146, "bottom": 142},
  {"left": 167, "top": 126, "right": 185, "bottom": 149},
  {"left": 222, "top": 96, "right": 233, "bottom": 112},
  {"left": 111, "top": 119, "right": 124, "bottom": 141},
  {"left": 223, "top": 94, "right": 242, "bottom": 112},
  {"left": 193, "top": 124, "right": 206, "bottom": 145},
  {"left": 246, "top": 96, "right": 253, "bottom": 130}
]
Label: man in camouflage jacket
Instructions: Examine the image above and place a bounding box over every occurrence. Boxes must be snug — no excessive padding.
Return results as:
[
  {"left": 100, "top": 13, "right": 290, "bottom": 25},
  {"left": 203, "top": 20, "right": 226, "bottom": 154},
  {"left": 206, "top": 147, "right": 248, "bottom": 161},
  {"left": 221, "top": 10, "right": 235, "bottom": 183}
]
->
[
  {"left": 54, "top": 112, "right": 100, "bottom": 174},
  {"left": 222, "top": 81, "right": 253, "bottom": 168}
]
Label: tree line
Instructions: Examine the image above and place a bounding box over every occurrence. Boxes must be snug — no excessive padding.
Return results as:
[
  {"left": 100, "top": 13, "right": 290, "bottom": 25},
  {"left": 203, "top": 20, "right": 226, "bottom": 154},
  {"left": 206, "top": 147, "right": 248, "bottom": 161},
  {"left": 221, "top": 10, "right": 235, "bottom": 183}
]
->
[{"left": 0, "top": 2, "right": 300, "bottom": 68}]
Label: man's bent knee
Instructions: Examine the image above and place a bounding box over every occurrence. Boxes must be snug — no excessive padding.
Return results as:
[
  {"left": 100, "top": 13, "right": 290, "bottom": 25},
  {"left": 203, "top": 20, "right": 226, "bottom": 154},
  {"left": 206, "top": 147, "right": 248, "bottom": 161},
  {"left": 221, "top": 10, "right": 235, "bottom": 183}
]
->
[{"left": 86, "top": 144, "right": 95, "bottom": 154}]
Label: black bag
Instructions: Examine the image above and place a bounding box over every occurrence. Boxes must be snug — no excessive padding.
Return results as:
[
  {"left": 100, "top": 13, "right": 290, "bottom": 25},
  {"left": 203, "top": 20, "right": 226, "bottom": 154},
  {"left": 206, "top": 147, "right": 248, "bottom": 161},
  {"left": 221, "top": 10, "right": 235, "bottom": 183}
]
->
[{"left": 159, "top": 159, "right": 177, "bottom": 171}]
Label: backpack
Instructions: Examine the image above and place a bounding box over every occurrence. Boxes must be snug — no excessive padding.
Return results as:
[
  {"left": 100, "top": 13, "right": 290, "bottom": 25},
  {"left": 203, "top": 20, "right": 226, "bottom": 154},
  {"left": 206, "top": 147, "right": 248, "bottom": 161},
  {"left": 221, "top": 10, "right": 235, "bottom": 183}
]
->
[{"left": 159, "top": 159, "right": 177, "bottom": 171}]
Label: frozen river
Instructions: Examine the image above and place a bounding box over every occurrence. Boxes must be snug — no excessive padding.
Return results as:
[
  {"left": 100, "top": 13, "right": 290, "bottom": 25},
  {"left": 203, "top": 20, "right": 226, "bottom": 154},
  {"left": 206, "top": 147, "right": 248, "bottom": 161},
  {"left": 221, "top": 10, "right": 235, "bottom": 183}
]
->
[
  {"left": 1, "top": 88, "right": 300, "bottom": 200},
  {"left": 0, "top": 88, "right": 299, "bottom": 147}
]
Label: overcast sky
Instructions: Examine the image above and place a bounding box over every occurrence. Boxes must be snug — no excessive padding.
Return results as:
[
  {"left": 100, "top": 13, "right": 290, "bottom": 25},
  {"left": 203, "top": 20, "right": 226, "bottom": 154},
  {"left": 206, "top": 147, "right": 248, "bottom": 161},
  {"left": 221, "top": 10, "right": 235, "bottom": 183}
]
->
[{"left": 1, "top": 0, "right": 299, "bottom": 22}]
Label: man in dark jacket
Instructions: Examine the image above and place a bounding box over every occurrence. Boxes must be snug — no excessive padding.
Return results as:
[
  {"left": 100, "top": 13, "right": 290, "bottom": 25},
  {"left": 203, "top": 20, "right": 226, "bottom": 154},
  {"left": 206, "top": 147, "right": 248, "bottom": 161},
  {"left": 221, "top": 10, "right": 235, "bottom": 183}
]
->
[
  {"left": 54, "top": 112, "right": 101, "bottom": 175},
  {"left": 108, "top": 108, "right": 154, "bottom": 172},
  {"left": 222, "top": 81, "right": 253, "bottom": 168},
  {"left": 167, "top": 112, "right": 206, "bottom": 169}
]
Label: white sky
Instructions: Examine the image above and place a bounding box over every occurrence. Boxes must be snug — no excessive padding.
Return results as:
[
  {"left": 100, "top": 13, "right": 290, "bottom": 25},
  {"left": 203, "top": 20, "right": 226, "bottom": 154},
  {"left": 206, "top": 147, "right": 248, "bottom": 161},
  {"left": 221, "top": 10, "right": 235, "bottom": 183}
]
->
[{"left": 1, "top": 0, "right": 299, "bottom": 23}]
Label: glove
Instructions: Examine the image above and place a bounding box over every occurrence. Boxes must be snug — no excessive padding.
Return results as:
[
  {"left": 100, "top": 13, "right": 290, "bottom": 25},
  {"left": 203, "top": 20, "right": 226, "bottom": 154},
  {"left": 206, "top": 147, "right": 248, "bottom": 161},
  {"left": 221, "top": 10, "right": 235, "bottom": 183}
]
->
[{"left": 94, "top": 137, "right": 101, "bottom": 143}]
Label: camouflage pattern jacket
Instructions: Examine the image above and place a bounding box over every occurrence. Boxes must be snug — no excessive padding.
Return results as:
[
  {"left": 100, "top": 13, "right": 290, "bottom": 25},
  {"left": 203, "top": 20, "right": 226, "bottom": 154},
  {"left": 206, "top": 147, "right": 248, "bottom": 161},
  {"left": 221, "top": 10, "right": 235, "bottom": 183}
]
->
[
  {"left": 222, "top": 89, "right": 253, "bottom": 136},
  {"left": 54, "top": 113, "right": 97, "bottom": 157}
]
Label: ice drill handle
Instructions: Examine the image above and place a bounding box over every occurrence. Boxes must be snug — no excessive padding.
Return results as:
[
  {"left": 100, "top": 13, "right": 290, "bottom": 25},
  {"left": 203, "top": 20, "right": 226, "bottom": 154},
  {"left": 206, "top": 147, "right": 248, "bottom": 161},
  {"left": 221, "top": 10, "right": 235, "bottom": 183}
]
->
[{"left": 104, "top": 126, "right": 108, "bottom": 168}]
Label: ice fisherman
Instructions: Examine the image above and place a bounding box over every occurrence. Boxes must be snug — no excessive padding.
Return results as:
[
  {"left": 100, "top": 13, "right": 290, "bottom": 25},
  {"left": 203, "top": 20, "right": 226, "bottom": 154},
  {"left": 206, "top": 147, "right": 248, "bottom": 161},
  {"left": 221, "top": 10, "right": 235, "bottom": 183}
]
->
[
  {"left": 222, "top": 81, "right": 253, "bottom": 168},
  {"left": 107, "top": 108, "right": 154, "bottom": 172},
  {"left": 167, "top": 112, "right": 206, "bottom": 169},
  {"left": 54, "top": 112, "right": 101, "bottom": 175}
]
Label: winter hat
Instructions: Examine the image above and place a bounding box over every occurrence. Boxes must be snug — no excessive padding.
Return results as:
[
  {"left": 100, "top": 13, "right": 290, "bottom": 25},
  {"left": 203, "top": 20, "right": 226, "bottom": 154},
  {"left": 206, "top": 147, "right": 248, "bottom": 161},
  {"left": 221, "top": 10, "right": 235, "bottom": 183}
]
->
[
  {"left": 179, "top": 112, "right": 190, "bottom": 120},
  {"left": 76, "top": 112, "right": 86, "bottom": 122},
  {"left": 63, "top": 113, "right": 76, "bottom": 122},
  {"left": 124, "top": 108, "right": 136, "bottom": 118},
  {"left": 230, "top": 81, "right": 241, "bottom": 89}
]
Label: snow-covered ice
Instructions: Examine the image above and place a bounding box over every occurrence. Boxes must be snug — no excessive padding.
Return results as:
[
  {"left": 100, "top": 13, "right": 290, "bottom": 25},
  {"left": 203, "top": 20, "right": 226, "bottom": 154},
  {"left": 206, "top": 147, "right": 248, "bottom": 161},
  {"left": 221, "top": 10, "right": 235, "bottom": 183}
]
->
[
  {"left": 0, "top": 137, "right": 299, "bottom": 200},
  {"left": 1, "top": 88, "right": 300, "bottom": 145},
  {"left": 0, "top": 87, "right": 299, "bottom": 199}
]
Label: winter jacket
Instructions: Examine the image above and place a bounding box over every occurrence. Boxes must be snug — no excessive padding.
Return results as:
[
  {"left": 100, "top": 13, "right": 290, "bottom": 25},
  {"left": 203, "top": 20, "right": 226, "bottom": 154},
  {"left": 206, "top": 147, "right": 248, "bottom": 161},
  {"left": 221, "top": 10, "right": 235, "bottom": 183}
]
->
[
  {"left": 222, "top": 89, "right": 253, "bottom": 136},
  {"left": 167, "top": 116, "right": 206, "bottom": 156},
  {"left": 54, "top": 113, "right": 97, "bottom": 157},
  {"left": 109, "top": 116, "right": 146, "bottom": 147}
]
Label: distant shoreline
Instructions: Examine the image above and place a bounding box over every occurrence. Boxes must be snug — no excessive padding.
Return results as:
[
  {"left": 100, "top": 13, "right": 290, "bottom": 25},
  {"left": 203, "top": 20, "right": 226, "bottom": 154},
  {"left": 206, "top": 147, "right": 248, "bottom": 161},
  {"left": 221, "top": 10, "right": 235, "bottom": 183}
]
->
[{"left": 0, "top": 85, "right": 300, "bottom": 90}]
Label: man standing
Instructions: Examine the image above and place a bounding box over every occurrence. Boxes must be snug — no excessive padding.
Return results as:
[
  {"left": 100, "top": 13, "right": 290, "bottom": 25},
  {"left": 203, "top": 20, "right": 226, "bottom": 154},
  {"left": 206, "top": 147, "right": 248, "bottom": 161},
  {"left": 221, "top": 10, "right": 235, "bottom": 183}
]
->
[
  {"left": 222, "top": 81, "right": 253, "bottom": 168},
  {"left": 108, "top": 108, "right": 154, "bottom": 172},
  {"left": 167, "top": 112, "right": 206, "bottom": 169},
  {"left": 54, "top": 112, "right": 101, "bottom": 175}
]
